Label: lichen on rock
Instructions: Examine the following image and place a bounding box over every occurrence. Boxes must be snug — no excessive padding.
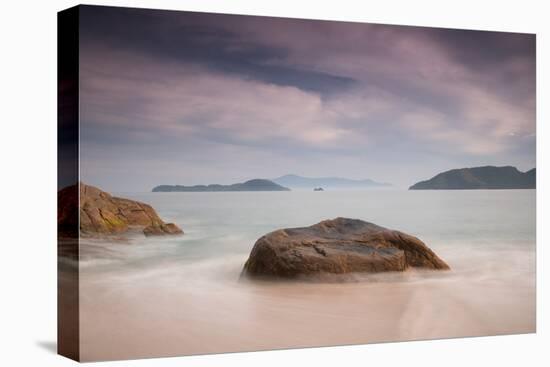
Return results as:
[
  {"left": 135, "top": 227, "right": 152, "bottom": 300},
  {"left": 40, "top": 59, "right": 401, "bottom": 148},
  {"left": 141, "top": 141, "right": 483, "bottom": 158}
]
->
[{"left": 58, "top": 182, "right": 183, "bottom": 238}]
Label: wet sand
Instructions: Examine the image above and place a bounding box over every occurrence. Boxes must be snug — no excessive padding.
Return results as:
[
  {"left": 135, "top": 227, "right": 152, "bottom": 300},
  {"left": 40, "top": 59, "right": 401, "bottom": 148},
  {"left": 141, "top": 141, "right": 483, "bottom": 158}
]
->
[{"left": 77, "top": 254, "right": 535, "bottom": 361}]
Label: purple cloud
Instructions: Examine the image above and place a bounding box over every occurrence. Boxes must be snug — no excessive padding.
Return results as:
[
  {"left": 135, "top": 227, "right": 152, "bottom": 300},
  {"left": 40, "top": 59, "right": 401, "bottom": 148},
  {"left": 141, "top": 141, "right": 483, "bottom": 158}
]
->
[{"left": 78, "top": 6, "right": 535, "bottom": 191}]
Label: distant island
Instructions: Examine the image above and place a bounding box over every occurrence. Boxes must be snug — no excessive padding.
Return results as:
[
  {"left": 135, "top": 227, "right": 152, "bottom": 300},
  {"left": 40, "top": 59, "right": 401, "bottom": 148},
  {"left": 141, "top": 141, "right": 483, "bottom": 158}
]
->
[
  {"left": 273, "top": 174, "right": 391, "bottom": 189},
  {"left": 409, "top": 166, "right": 536, "bottom": 190},
  {"left": 152, "top": 179, "right": 290, "bottom": 192}
]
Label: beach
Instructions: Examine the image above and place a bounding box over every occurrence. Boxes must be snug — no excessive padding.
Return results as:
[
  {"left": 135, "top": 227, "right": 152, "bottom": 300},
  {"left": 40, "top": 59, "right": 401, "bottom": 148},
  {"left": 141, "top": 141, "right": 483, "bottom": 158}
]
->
[{"left": 71, "top": 190, "right": 535, "bottom": 361}]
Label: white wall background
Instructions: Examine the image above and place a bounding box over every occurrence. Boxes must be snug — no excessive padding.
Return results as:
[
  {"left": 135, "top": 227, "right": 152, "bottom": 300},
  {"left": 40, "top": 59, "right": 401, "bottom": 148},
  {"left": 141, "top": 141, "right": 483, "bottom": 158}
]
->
[{"left": 0, "top": 0, "right": 547, "bottom": 366}]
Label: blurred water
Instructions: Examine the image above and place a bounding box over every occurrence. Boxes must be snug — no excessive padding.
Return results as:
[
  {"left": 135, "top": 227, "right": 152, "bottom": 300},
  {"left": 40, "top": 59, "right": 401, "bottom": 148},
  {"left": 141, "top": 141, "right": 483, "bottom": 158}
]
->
[
  {"left": 77, "top": 190, "right": 536, "bottom": 361},
  {"left": 81, "top": 189, "right": 535, "bottom": 279}
]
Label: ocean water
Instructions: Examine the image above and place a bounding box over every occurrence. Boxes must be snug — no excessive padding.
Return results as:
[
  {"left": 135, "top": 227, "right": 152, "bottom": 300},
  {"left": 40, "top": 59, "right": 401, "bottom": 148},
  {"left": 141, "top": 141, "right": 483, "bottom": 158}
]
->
[{"left": 77, "top": 190, "right": 536, "bottom": 361}]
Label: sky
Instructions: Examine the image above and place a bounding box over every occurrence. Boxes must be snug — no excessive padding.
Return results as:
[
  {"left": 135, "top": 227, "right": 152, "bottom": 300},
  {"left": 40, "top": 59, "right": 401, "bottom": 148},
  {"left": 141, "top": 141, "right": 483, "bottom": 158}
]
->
[{"left": 78, "top": 5, "right": 536, "bottom": 192}]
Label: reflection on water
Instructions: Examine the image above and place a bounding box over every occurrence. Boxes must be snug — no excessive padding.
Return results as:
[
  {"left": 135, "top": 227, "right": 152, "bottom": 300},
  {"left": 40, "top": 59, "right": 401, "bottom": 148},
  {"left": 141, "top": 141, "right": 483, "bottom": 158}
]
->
[{"left": 75, "top": 190, "right": 535, "bottom": 361}]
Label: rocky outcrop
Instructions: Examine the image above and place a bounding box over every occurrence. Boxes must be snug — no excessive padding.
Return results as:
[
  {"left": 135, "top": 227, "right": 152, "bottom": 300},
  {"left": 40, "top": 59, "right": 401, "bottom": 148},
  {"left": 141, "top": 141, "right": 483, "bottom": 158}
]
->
[
  {"left": 242, "top": 218, "right": 449, "bottom": 279},
  {"left": 143, "top": 223, "right": 182, "bottom": 236},
  {"left": 58, "top": 182, "right": 183, "bottom": 237}
]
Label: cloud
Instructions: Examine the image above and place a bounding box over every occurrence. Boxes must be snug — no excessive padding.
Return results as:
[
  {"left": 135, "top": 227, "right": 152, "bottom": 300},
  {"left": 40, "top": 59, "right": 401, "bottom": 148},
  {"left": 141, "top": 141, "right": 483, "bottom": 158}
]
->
[
  {"left": 79, "top": 6, "right": 357, "bottom": 96},
  {"left": 77, "top": 6, "right": 535, "bottom": 191},
  {"left": 80, "top": 48, "right": 358, "bottom": 151}
]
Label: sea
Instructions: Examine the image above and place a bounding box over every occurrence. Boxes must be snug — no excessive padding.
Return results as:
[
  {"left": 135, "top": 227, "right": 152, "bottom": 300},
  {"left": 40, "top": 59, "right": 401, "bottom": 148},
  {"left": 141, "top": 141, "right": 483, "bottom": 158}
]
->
[{"left": 75, "top": 190, "right": 536, "bottom": 361}]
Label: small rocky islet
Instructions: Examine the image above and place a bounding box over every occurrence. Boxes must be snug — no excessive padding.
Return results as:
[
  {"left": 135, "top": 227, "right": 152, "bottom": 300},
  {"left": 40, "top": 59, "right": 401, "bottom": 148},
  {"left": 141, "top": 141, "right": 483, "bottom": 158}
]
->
[
  {"left": 58, "top": 182, "right": 183, "bottom": 238},
  {"left": 242, "top": 217, "right": 449, "bottom": 279}
]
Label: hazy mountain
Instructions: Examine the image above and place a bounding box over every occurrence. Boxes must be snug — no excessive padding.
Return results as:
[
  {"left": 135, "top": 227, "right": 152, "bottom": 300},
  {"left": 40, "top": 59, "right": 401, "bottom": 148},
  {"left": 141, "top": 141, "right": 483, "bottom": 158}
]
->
[
  {"left": 273, "top": 174, "right": 391, "bottom": 189},
  {"left": 409, "top": 166, "right": 536, "bottom": 190},
  {"left": 152, "top": 179, "right": 290, "bottom": 192}
]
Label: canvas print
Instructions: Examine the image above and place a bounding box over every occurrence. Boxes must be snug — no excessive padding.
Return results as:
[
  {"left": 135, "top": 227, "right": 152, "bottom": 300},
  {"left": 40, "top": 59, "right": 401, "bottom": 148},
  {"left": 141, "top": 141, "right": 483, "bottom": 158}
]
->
[{"left": 57, "top": 5, "right": 536, "bottom": 362}]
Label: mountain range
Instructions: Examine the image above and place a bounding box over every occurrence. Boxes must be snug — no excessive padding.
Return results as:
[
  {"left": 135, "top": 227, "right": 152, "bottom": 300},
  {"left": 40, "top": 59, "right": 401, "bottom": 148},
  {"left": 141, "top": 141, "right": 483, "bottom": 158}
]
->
[{"left": 272, "top": 174, "right": 391, "bottom": 189}]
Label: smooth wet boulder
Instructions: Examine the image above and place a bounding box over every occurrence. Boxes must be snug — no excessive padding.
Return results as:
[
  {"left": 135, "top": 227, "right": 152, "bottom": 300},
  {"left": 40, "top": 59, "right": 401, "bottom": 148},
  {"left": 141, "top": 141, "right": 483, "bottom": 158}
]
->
[
  {"left": 242, "top": 217, "right": 449, "bottom": 278},
  {"left": 58, "top": 182, "right": 183, "bottom": 237}
]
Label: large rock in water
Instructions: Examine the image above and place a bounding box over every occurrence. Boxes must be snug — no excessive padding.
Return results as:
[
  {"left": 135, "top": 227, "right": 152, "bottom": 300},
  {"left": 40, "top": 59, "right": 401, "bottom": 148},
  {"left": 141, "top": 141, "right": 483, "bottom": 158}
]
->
[
  {"left": 242, "top": 218, "right": 449, "bottom": 279},
  {"left": 58, "top": 182, "right": 183, "bottom": 237}
]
